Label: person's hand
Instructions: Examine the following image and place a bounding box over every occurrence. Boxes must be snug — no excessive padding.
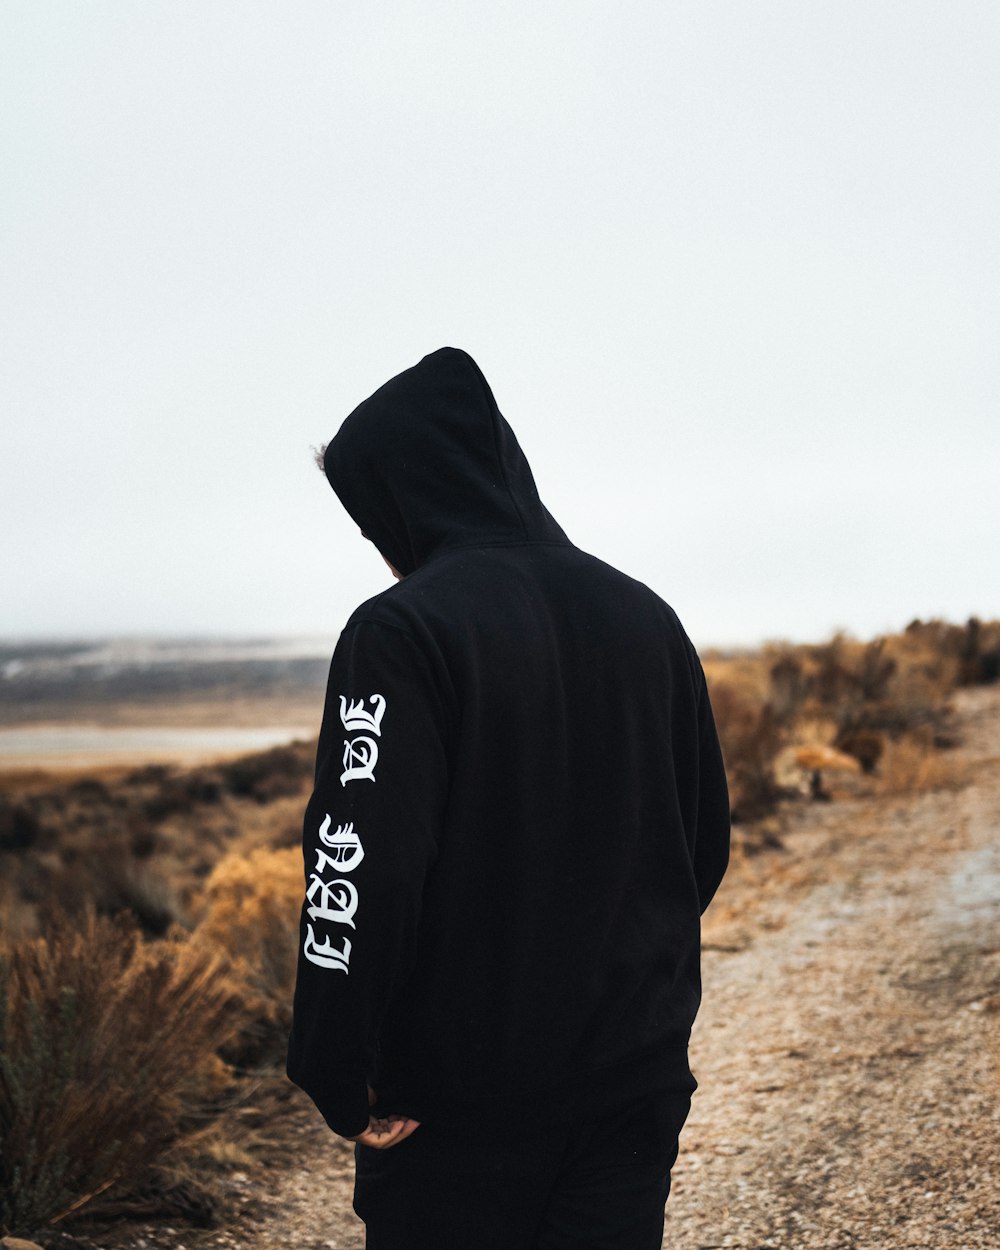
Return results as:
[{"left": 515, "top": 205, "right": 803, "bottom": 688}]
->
[{"left": 347, "top": 1085, "right": 421, "bottom": 1150}]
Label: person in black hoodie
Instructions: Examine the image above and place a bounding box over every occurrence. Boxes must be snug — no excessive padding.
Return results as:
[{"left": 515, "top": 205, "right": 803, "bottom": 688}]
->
[{"left": 286, "top": 347, "right": 730, "bottom": 1249}]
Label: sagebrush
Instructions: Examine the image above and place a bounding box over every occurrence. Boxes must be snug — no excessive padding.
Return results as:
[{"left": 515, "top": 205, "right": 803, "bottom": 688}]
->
[{"left": 0, "top": 909, "right": 238, "bottom": 1235}]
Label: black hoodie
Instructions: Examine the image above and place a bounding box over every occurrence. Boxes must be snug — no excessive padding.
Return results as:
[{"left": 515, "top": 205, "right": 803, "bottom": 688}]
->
[{"left": 286, "top": 347, "right": 730, "bottom": 1138}]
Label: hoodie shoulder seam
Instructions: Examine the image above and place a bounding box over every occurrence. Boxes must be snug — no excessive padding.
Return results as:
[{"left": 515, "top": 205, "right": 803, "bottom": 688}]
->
[{"left": 340, "top": 617, "right": 422, "bottom": 645}]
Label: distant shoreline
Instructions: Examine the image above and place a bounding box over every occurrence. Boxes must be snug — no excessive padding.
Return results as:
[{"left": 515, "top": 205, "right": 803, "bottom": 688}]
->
[
  {"left": 0, "top": 637, "right": 331, "bottom": 733},
  {"left": 0, "top": 638, "right": 327, "bottom": 771},
  {"left": 0, "top": 721, "right": 317, "bottom": 774}
]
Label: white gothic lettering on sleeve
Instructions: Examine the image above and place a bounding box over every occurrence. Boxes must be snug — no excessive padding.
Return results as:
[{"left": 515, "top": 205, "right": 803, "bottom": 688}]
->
[
  {"left": 305, "top": 695, "right": 386, "bottom": 974},
  {"left": 340, "top": 735, "right": 378, "bottom": 785},
  {"left": 303, "top": 924, "right": 352, "bottom": 972},
  {"left": 314, "top": 846, "right": 361, "bottom": 878},
  {"left": 317, "top": 816, "right": 365, "bottom": 872},
  {"left": 339, "top": 694, "right": 386, "bottom": 736},
  {"left": 306, "top": 875, "right": 360, "bottom": 928}
]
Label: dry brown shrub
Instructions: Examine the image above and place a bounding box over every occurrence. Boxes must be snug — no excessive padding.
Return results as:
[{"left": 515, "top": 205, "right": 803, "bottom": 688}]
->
[
  {"left": 704, "top": 620, "right": 987, "bottom": 822},
  {"left": 905, "top": 616, "right": 1000, "bottom": 685},
  {"left": 12, "top": 829, "right": 186, "bottom": 939},
  {"left": 708, "top": 681, "right": 784, "bottom": 822},
  {"left": 806, "top": 632, "right": 863, "bottom": 708},
  {"left": 875, "top": 736, "right": 966, "bottom": 796},
  {"left": 152, "top": 1077, "right": 294, "bottom": 1206},
  {"left": 703, "top": 651, "right": 771, "bottom": 702},
  {"left": 216, "top": 743, "right": 313, "bottom": 803},
  {"left": 195, "top": 846, "right": 302, "bottom": 1067},
  {"left": 791, "top": 632, "right": 945, "bottom": 736},
  {"left": 766, "top": 651, "right": 807, "bottom": 726},
  {"left": 0, "top": 742, "right": 315, "bottom": 948},
  {"left": 0, "top": 909, "right": 239, "bottom": 1236},
  {"left": 835, "top": 728, "right": 885, "bottom": 775},
  {"left": 0, "top": 799, "right": 41, "bottom": 852}
]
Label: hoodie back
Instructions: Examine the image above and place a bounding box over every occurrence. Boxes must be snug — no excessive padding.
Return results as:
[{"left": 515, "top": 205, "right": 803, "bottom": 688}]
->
[{"left": 287, "top": 348, "right": 730, "bottom": 1137}]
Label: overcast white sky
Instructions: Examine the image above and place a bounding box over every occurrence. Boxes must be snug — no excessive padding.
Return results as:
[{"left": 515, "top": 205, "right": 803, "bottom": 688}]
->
[{"left": 2, "top": 1, "right": 997, "bottom": 649}]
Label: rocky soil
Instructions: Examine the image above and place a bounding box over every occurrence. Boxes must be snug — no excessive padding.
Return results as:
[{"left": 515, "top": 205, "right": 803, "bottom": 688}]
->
[
  {"left": 47, "top": 686, "right": 1000, "bottom": 1249},
  {"left": 664, "top": 684, "right": 1000, "bottom": 1248}
]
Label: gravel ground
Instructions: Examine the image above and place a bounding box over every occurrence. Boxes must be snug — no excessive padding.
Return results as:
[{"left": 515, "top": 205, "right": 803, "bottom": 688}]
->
[
  {"left": 664, "top": 686, "right": 1000, "bottom": 1248},
  {"left": 57, "top": 686, "right": 1000, "bottom": 1249}
]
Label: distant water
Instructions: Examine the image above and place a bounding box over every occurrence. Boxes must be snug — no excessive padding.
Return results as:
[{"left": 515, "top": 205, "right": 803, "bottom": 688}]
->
[
  {"left": 0, "top": 724, "right": 314, "bottom": 771},
  {"left": 0, "top": 637, "right": 328, "bottom": 769}
]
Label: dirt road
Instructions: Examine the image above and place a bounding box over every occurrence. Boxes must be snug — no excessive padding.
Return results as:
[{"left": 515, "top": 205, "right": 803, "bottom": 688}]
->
[
  {"left": 665, "top": 684, "right": 1000, "bottom": 1248},
  {"left": 221, "top": 687, "right": 1000, "bottom": 1249}
]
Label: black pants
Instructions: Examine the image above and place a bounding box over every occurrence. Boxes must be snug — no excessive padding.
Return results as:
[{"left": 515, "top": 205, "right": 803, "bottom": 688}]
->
[{"left": 354, "top": 1090, "right": 691, "bottom": 1249}]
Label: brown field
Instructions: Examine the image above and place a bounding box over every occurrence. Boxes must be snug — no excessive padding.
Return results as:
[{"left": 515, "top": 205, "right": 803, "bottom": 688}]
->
[{"left": 1, "top": 618, "right": 998, "bottom": 1248}]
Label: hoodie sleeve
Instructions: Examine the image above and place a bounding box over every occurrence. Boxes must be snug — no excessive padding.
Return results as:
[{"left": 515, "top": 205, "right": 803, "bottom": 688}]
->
[
  {"left": 286, "top": 619, "right": 450, "bottom": 1137},
  {"left": 692, "top": 667, "right": 731, "bottom": 914}
]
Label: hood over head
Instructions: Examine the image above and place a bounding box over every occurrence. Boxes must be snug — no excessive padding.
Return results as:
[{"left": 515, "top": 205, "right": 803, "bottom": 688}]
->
[{"left": 323, "top": 347, "right": 568, "bottom": 576}]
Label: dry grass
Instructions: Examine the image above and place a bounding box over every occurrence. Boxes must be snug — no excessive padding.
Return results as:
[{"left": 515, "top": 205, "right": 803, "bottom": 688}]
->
[
  {"left": 875, "top": 734, "right": 969, "bottom": 796},
  {"left": 0, "top": 617, "right": 995, "bottom": 1239},
  {"left": 704, "top": 682, "right": 784, "bottom": 822},
  {"left": 0, "top": 909, "right": 240, "bottom": 1236},
  {"left": 194, "top": 847, "right": 303, "bottom": 1068},
  {"left": 703, "top": 618, "right": 995, "bottom": 824},
  {"left": 0, "top": 743, "right": 312, "bottom": 941}
]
